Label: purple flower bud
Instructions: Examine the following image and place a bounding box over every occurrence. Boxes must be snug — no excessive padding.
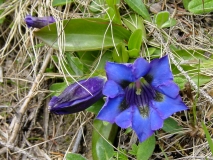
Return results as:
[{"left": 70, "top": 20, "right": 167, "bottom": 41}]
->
[
  {"left": 49, "top": 77, "right": 106, "bottom": 115},
  {"left": 25, "top": 15, "right": 55, "bottom": 29}
]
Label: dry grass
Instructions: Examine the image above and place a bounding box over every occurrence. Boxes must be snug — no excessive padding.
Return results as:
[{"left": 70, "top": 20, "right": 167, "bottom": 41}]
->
[{"left": 1, "top": 0, "right": 213, "bottom": 159}]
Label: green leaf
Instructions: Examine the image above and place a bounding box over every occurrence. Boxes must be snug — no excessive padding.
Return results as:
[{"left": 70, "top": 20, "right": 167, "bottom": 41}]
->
[
  {"left": 137, "top": 135, "right": 155, "bottom": 160},
  {"left": 106, "top": 0, "right": 120, "bottom": 6},
  {"left": 52, "top": 54, "right": 76, "bottom": 75},
  {"left": 188, "top": 0, "right": 213, "bottom": 14},
  {"left": 173, "top": 49, "right": 207, "bottom": 60},
  {"left": 175, "top": 74, "right": 211, "bottom": 89},
  {"left": 96, "top": 138, "right": 114, "bottom": 160},
  {"left": 125, "top": 128, "right": 132, "bottom": 134},
  {"left": 86, "top": 99, "right": 104, "bottom": 114},
  {"left": 76, "top": 51, "right": 99, "bottom": 65},
  {"left": 145, "top": 47, "right": 156, "bottom": 55},
  {"left": 124, "top": 0, "right": 151, "bottom": 21},
  {"left": 92, "top": 120, "right": 118, "bottom": 160},
  {"left": 155, "top": 11, "right": 176, "bottom": 28},
  {"left": 129, "top": 144, "right": 138, "bottom": 156},
  {"left": 123, "top": 14, "right": 145, "bottom": 32},
  {"left": 162, "top": 118, "right": 183, "bottom": 134},
  {"left": 96, "top": 51, "right": 113, "bottom": 70},
  {"left": 0, "top": 9, "right": 5, "bottom": 24},
  {"left": 66, "top": 153, "right": 87, "bottom": 160},
  {"left": 183, "top": 0, "right": 191, "bottom": 10},
  {"left": 113, "top": 148, "right": 128, "bottom": 160},
  {"left": 112, "top": 43, "right": 129, "bottom": 62},
  {"left": 89, "top": 0, "right": 105, "bottom": 12},
  {"left": 49, "top": 82, "right": 68, "bottom": 96},
  {"left": 175, "top": 73, "right": 211, "bottom": 89},
  {"left": 65, "top": 53, "right": 83, "bottom": 76},
  {"left": 0, "top": 0, "right": 5, "bottom": 24},
  {"left": 160, "top": 18, "right": 177, "bottom": 28},
  {"left": 105, "top": 0, "right": 122, "bottom": 24},
  {"left": 172, "top": 63, "right": 211, "bottom": 89},
  {"left": 52, "top": 0, "right": 73, "bottom": 6},
  {"left": 128, "top": 29, "right": 142, "bottom": 51},
  {"left": 128, "top": 49, "right": 140, "bottom": 58},
  {"left": 155, "top": 11, "right": 169, "bottom": 28},
  {"left": 173, "top": 77, "right": 187, "bottom": 90},
  {"left": 201, "top": 122, "right": 213, "bottom": 155},
  {"left": 34, "top": 18, "right": 130, "bottom": 51}
]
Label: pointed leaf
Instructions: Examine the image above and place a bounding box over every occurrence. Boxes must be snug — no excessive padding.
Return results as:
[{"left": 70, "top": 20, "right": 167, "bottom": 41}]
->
[
  {"left": 66, "top": 53, "right": 83, "bottom": 76},
  {"left": 112, "top": 43, "right": 129, "bottom": 62},
  {"left": 105, "top": 0, "right": 122, "bottom": 24},
  {"left": 124, "top": 0, "right": 151, "bottom": 21},
  {"left": 155, "top": 11, "right": 169, "bottom": 28},
  {"left": 34, "top": 18, "right": 130, "bottom": 51},
  {"left": 137, "top": 135, "right": 155, "bottom": 160},
  {"left": 96, "top": 138, "right": 114, "bottom": 160},
  {"left": 92, "top": 119, "right": 118, "bottom": 160},
  {"left": 162, "top": 118, "right": 183, "bottom": 134},
  {"left": 128, "top": 29, "right": 143, "bottom": 50},
  {"left": 123, "top": 14, "right": 144, "bottom": 31}
]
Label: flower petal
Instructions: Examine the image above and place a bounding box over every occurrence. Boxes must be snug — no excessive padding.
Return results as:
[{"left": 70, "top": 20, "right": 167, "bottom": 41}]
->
[
  {"left": 115, "top": 106, "right": 132, "bottom": 128},
  {"left": 146, "top": 55, "right": 179, "bottom": 98},
  {"left": 133, "top": 58, "right": 150, "bottom": 79},
  {"left": 103, "top": 80, "right": 124, "bottom": 98},
  {"left": 152, "top": 95, "right": 188, "bottom": 119},
  {"left": 132, "top": 105, "right": 154, "bottom": 142},
  {"left": 97, "top": 95, "right": 126, "bottom": 123},
  {"left": 150, "top": 107, "right": 163, "bottom": 130},
  {"left": 105, "top": 62, "right": 135, "bottom": 87},
  {"left": 155, "top": 81, "right": 180, "bottom": 98}
]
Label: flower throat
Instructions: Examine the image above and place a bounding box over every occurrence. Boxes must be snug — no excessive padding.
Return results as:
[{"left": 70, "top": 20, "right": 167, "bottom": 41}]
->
[{"left": 125, "top": 78, "right": 162, "bottom": 117}]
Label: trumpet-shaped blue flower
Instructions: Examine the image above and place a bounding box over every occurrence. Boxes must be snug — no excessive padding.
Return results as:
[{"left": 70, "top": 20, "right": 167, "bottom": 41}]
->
[
  {"left": 97, "top": 55, "right": 187, "bottom": 142},
  {"left": 25, "top": 15, "right": 55, "bottom": 28},
  {"left": 49, "top": 77, "right": 105, "bottom": 115}
]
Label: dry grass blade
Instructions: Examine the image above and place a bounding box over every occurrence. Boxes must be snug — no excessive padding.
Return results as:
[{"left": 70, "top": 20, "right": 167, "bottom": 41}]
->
[
  {"left": 8, "top": 49, "right": 52, "bottom": 144},
  {"left": 0, "top": 140, "right": 38, "bottom": 159}
]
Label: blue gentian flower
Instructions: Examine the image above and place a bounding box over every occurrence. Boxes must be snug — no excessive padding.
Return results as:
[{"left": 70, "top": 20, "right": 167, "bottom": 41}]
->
[
  {"left": 97, "top": 55, "right": 187, "bottom": 142},
  {"left": 49, "top": 77, "right": 105, "bottom": 115},
  {"left": 25, "top": 15, "right": 55, "bottom": 28}
]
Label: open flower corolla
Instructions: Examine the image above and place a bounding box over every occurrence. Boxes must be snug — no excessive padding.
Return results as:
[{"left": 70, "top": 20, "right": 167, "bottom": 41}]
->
[
  {"left": 49, "top": 77, "right": 105, "bottom": 115},
  {"left": 25, "top": 15, "right": 55, "bottom": 28},
  {"left": 97, "top": 55, "right": 187, "bottom": 142}
]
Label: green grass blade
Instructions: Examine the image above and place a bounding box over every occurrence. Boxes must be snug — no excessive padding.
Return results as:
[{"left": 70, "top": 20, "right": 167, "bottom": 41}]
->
[{"left": 201, "top": 122, "right": 213, "bottom": 155}]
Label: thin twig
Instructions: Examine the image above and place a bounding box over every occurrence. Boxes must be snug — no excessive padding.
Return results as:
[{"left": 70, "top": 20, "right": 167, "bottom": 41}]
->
[
  {"left": 17, "top": 93, "right": 46, "bottom": 160},
  {"left": 72, "top": 126, "right": 84, "bottom": 153},
  {"left": 8, "top": 49, "right": 53, "bottom": 144}
]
